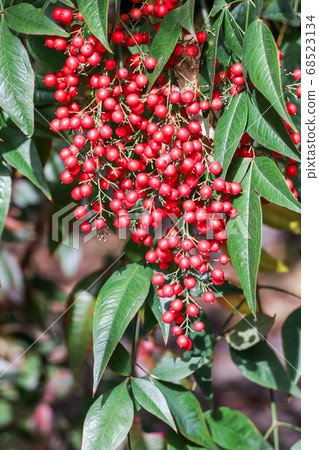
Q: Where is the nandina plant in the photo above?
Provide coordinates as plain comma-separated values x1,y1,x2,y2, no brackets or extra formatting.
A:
0,0,301,449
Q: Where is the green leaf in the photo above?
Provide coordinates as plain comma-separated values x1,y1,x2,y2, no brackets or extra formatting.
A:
282,308,301,383
167,428,212,449
262,203,301,234
231,0,263,30
131,378,176,430
226,158,251,184
82,380,134,450
27,35,67,71
5,4,69,36
93,263,151,392
188,310,214,407
263,0,300,26
281,29,300,74
146,284,171,344
230,341,301,396
147,0,195,90
290,440,301,450
226,312,275,351
0,128,51,199
205,407,272,450
247,91,300,161
77,0,111,52
199,10,224,121
155,381,214,448
226,167,262,314
252,157,301,213
214,92,248,176
151,356,209,382
0,20,34,136
224,10,243,59
0,161,11,240
108,342,131,376
243,20,294,129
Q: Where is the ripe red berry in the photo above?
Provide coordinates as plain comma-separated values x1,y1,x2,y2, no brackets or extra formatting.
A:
194,321,205,332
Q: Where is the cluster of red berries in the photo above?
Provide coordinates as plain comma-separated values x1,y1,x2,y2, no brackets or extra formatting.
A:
45,3,300,351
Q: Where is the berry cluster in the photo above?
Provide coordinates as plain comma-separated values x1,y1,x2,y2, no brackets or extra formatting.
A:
45,2,300,351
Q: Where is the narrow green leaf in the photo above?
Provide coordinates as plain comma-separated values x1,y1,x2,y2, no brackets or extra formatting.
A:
282,308,301,383
147,0,195,90
226,158,251,184
226,167,262,314
108,342,131,376
5,4,69,36
224,10,243,59
252,157,301,213
82,380,134,450
263,0,300,27
0,20,34,136
151,356,208,382
214,93,248,176
77,0,111,52
0,128,51,199
230,341,301,396
0,161,11,240
131,378,176,430
146,284,171,344
247,90,300,161
226,312,275,351
155,381,214,448
205,407,272,450
243,21,295,128
93,263,151,392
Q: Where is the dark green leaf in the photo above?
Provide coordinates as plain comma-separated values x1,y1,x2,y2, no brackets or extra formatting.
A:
231,0,263,30
214,92,248,176
226,312,275,351
93,263,151,392
34,89,56,106
252,157,301,213
263,0,300,26
155,381,214,448
230,341,301,396
282,308,301,383
131,377,176,430
243,20,294,128
151,356,209,382
205,407,272,450
146,284,171,344
224,10,243,59
226,158,251,184
0,128,51,199
147,0,195,90
27,35,67,70
167,428,211,449
108,342,131,376
0,20,34,136
77,0,111,52
226,167,262,314
247,90,300,161
0,161,11,240
281,29,300,74
5,4,69,36
82,380,134,450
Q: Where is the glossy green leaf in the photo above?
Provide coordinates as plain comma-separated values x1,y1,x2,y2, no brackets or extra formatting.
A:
108,342,131,376
226,312,275,351
226,158,251,184
224,10,243,59
247,91,300,161
226,167,262,314
230,341,301,396
146,284,171,344
77,0,111,52
0,161,11,240
155,381,214,448
214,93,248,176
0,128,51,199
263,0,300,26
151,356,209,382
0,20,34,136
282,308,301,383
27,35,67,71
199,10,224,128
252,157,301,213
5,4,69,36
131,378,176,430
167,428,213,449
82,380,134,450
205,407,272,450
243,20,294,128
231,0,263,30
93,263,151,392
147,0,194,90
